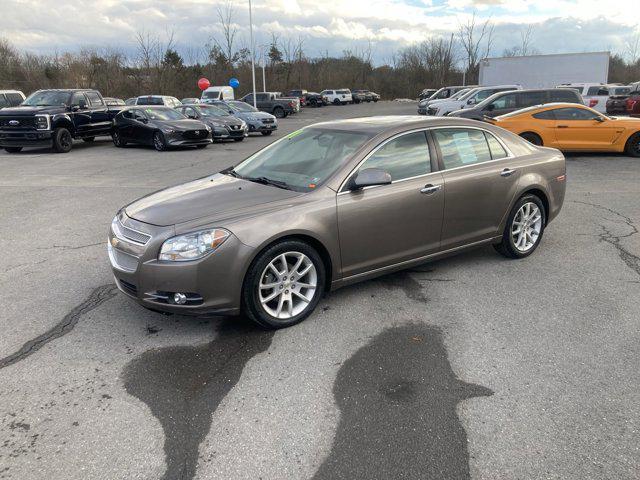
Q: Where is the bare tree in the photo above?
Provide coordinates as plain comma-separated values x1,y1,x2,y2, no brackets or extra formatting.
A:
626,30,640,64
214,0,238,67
458,12,494,75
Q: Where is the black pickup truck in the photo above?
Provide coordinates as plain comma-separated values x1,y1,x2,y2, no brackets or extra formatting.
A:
238,92,295,118
0,89,123,153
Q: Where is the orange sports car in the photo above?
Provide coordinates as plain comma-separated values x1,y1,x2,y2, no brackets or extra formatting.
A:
489,103,640,157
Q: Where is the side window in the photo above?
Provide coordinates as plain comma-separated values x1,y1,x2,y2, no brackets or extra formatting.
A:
488,93,516,110
185,107,196,118
86,92,104,106
433,128,492,169
553,107,600,121
244,94,254,102
256,93,269,101
358,131,431,182
121,110,132,119
587,86,607,96
550,90,579,103
484,132,508,159
71,93,87,107
533,110,556,120
132,109,146,120
517,91,546,108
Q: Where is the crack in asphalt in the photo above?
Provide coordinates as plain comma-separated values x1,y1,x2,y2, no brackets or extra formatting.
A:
35,241,103,251
312,324,493,480
0,284,118,370
122,321,274,480
572,200,640,277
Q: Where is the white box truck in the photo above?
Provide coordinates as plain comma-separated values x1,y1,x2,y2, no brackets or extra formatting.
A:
479,52,609,89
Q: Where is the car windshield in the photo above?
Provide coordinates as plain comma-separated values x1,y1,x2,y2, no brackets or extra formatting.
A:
23,91,71,107
202,91,221,99
232,128,373,192
144,108,186,121
137,97,164,105
198,105,229,117
611,87,631,96
449,89,470,100
228,101,257,112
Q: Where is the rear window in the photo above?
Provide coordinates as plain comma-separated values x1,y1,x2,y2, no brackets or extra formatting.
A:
202,91,221,100
336,90,350,94
0,94,7,107
550,89,580,102
484,132,508,159
517,91,547,107
532,110,556,120
137,97,164,105
86,91,104,106
587,86,608,96
5,93,23,106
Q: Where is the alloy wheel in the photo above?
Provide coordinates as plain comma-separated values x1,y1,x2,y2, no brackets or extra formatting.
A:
258,251,317,320
511,202,542,252
60,131,72,150
153,132,165,151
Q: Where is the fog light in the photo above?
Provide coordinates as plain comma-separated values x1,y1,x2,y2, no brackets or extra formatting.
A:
173,292,187,305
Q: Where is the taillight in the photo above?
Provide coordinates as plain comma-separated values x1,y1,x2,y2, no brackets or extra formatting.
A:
589,99,598,108
627,98,637,111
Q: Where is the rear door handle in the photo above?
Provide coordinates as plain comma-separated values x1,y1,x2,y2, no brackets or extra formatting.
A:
557,125,569,128
500,168,516,177
420,184,441,194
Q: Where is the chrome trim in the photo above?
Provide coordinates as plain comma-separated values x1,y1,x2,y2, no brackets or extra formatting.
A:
107,242,139,273
35,114,51,131
111,216,151,246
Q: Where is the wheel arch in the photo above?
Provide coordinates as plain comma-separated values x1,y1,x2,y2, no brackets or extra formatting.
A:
518,130,544,145
243,232,334,293
51,115,75,134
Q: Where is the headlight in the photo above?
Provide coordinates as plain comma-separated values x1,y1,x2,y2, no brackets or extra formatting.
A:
159,228,230,261
35,114,50,130
240,120,247,128
162,127,175,134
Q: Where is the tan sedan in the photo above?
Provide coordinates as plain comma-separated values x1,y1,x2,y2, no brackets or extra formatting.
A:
108,116,566,328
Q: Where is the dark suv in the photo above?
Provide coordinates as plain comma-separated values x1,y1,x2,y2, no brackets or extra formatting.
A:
449,88,583,121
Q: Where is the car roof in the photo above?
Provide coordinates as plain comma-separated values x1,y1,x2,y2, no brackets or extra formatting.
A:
496,102,594,119
310,115,490,135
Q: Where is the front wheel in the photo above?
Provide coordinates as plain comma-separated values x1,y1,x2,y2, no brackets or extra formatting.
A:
273,107,285,118
242,240,325,329
53,127,73,153
494,194,546,259
153,131,167,151
261,131,273,136
233,137,244,142
4,147,23,153
624,132,640,157
196,144,208,149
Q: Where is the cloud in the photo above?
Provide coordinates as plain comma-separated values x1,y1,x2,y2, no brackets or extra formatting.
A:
0,0,638,65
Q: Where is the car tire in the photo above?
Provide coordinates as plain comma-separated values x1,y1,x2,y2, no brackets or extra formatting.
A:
494,194,546,259
82,137,95,143
333,99,340,106
4,147,23,153
196,144,208,149
153,131,166,151
309,99,317,107
52,127,73,153
373,99,378,102
233,137,244,142
112,130,126,147
261,131,273,136
624,132,640,157
273,107,285,118
242,240,326,329
520,132,543,146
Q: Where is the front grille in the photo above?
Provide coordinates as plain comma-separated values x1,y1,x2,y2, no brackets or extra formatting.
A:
108,244,139,272
118,223,151,245
228,124,242,131
118,279,138,297
262,118,274,124
183,130,208,139
0,117,36,129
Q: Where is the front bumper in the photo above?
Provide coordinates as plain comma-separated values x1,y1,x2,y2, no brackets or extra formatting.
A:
108,215,255,315
247,120,277,133
212,126,248,140
0,129,54,148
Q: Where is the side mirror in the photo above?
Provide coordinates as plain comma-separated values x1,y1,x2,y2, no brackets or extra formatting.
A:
136,117,147,123
71,105,80,112
595,116,605,122
349,168,392,190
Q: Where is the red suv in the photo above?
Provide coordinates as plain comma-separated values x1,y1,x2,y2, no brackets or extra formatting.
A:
625,84,640,116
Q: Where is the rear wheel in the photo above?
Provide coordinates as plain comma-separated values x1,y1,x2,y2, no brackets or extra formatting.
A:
494,194,546,259
112,130,126,147
624,132,640,157
82,137,95,143
333,99,340,106
242,240,325,329
273,107,285,118
53,127,73,153
4,147,22,153
261,131,273,136
520,132,543,146
153,131,167,151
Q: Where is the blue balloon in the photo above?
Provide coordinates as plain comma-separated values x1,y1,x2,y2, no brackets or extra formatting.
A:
229,78,240,88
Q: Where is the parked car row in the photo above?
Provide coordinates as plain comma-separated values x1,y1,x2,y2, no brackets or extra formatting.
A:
0,89,280,153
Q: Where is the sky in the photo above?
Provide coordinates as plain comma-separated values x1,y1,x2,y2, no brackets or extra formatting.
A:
1,0,639,65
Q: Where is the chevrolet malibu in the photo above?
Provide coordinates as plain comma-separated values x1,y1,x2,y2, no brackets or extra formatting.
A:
108,116,566,328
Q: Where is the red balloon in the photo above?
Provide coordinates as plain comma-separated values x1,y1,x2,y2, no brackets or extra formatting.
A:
198,78,210,91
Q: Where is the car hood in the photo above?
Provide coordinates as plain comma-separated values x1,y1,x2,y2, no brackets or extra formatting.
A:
0,105,67,115
203,116,242,127
245,111,275,120
125,173,302,227
150,119,207,130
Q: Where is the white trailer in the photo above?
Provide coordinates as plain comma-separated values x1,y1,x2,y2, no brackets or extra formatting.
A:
479,52,609,89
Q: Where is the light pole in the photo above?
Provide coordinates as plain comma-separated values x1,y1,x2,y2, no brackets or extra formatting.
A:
248,0,257,108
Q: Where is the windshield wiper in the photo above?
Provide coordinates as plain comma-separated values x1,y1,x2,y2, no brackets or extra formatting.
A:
244,176,291,190
220,166,241,178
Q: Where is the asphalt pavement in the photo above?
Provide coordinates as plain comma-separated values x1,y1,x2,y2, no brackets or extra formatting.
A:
0,101,639,480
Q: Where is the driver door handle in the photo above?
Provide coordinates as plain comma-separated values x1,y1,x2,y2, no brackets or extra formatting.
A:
500,168,516,177
557,125,569,128
420,184,441,194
